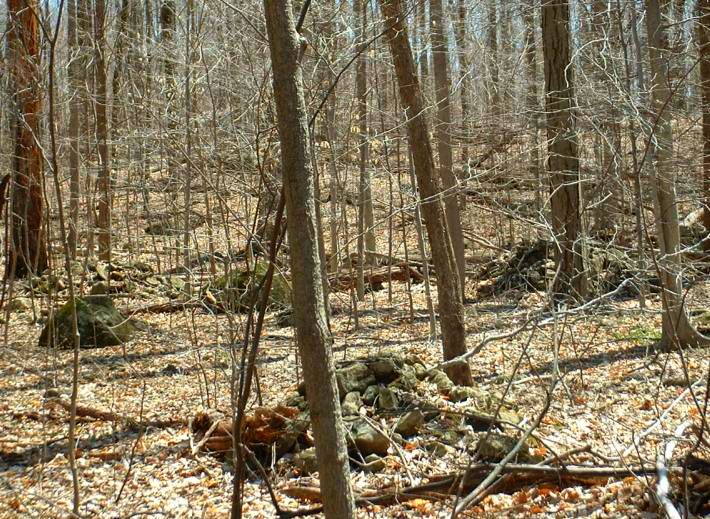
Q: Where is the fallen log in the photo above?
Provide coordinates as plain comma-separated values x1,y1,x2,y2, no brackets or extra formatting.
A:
44,393,186,430
328,264,424,292
278,462,658,517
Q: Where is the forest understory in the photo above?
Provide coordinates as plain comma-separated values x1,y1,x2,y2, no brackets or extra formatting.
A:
0,165,708,518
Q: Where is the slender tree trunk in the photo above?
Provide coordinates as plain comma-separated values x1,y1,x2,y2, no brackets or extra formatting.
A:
454,0,470,164
262,2,355,517
698,0,710,246
487,0,500,115
523,0,542,213
95,0,111,261
542,0,586,300
379,0,473,385
356,0,375,300
67,0,81,259
6,0,47,278
646,0,707,349
431,0,466,300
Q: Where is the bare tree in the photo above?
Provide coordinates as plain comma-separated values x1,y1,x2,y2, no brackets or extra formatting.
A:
542,0,586,300
379,0,473,385
698,0,710,246
263,1,355,517
646,0,708,349
5,0,47,278
95,0,111,261
431,0,466,300
356,0,376,300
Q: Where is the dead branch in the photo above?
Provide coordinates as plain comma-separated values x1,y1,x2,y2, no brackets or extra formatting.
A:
278,462,659,517
44,394,186,430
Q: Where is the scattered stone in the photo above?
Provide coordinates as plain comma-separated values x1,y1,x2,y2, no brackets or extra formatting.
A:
337,363,376,396
390,364,418,391
362,385,379,406
377,387,399,410
293,448,318,476
362,454,386,473
476,433,530,462
394,410,424,436
424,441,450,457
90,282,109,295
208,262,291,313
428,369,454,394
341,392,362,416
350,419,389,456
449,385,486,403
369,358,399,383
413,362,428,380
662,370,689,387
39,295,135,349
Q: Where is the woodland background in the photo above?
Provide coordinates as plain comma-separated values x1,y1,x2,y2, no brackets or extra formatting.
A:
0,0,709,517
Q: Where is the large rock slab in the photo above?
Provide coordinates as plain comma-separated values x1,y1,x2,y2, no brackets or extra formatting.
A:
39,296,135,349
206,262,291,313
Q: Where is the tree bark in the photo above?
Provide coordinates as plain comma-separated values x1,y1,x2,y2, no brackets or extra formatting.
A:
379,0,473,385
487,0,500,115
454,0,471,163
542,0,586,300
262,2,356,517
95,0,111,261
698,0,710,247
356,0,376,300
523,0,542,212
6,0,47,278
67,0,81,259
431,0,466,300
646,0,708,349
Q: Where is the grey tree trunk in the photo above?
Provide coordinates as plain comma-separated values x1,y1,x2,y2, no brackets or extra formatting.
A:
523,0,541,212
379,0,473,385
67,0,80,259
356,0,376,300
698,0,710,247
542,0,587,300
262,1,355,516
95,0,111,261
646,0,708,349
454,0,471,163
431,0,466,301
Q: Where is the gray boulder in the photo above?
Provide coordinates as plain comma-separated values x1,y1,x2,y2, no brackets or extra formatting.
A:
39,296,135,349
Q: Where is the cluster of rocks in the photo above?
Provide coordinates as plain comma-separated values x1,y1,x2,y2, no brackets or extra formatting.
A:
274,356,529,476
475,239,642,298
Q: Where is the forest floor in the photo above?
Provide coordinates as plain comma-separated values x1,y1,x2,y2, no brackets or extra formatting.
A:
0,172,709,518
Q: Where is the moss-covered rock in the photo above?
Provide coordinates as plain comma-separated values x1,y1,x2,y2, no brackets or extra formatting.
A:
207,262,291,312
39,296,135,349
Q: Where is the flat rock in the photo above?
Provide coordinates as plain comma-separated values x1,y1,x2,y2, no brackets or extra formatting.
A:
394,410,424,436
350,419,389,456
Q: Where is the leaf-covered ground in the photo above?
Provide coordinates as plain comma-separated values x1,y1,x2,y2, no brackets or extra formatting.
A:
1,275,708,518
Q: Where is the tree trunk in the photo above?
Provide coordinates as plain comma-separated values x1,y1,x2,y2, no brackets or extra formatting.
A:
6,0,47,278
454,0,470,163
356,0,376,300
646,0,708,349
698,0,710,247
487,0,500,115
431,0,466,300
95,0,111,261
542,0,586,300
67,0,81,259
523,0,542,212
262,2,355,517
379,0,473,385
